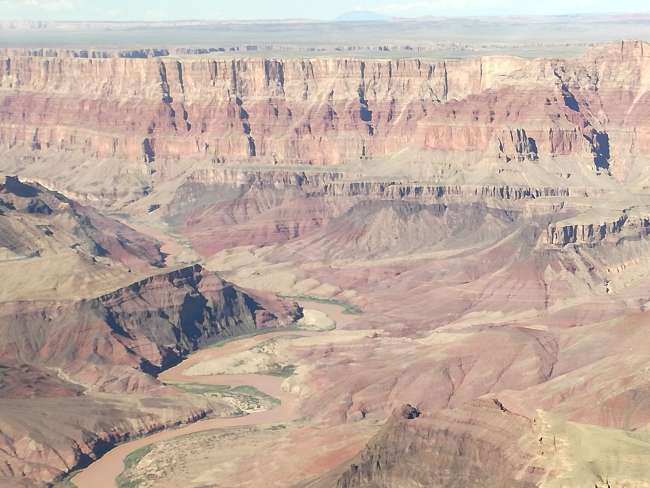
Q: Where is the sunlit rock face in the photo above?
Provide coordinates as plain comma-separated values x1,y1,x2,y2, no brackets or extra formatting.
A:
4,38,650,488
0,41,649,178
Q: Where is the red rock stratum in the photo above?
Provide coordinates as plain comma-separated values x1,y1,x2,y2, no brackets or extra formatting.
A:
1,41,649,179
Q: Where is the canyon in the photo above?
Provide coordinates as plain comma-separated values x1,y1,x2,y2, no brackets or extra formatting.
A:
2,20,650,488
1,40,649,176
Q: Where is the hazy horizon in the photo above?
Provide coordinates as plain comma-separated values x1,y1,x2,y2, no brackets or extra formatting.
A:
0,0,649,22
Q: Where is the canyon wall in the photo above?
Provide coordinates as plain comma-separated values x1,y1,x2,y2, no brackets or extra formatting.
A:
310,400,542,488
0,263,301,392
0,175,166,269
1,41,649,176
547,211,650,246
162,167,572,255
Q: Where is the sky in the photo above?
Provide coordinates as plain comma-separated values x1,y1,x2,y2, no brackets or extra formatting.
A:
1,0,649,21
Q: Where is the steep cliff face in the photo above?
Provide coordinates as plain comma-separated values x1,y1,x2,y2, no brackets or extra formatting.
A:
547,209,650,246
497,128,539,162
165,167,570,256
0,371,218,488
0,263,301,392
0,260,300,487
277,200,520,261
178,167,571,201
0,47,171,59
310,400,542,488
1,42,649,177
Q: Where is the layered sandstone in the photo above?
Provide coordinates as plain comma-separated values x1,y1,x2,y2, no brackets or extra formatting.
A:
0,47,170,59
0,261,300,486
547,208,650,246
4,38,650,488
0,41,649,179
181,167,572,201
0,377,219,487
163,167,572,255
0,175,165,270
310,400,542,488
0,263,300,392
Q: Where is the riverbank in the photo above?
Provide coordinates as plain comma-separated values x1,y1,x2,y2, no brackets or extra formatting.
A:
71,300,351,488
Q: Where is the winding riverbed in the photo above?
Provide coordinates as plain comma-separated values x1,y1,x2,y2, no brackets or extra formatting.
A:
72,301,353,488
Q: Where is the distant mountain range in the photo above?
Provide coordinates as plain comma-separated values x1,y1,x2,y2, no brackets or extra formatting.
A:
335,10,389,22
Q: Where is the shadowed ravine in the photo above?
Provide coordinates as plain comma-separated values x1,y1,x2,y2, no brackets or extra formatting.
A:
71,301,352,488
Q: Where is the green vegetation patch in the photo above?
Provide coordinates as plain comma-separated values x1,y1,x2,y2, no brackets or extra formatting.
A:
52,473,77,488
282,295,363,315
116,445,153,488
251,335,300,377
252,335,303,353
265,363,296,377
167,383,280,414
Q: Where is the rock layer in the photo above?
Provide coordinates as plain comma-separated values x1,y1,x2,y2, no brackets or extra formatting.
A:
1,41,650,178
166,167,570,256
0,176,165,269
310,400,542,488
547,210,650,246
0,262,300,487
0,263,300,392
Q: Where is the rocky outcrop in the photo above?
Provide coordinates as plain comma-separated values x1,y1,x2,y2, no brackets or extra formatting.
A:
497,128,539,162
398,403,421,420
166,167,568,255
309,399,542,488
318,181,569,201
0,263,301,391
547,211,650,246
181,168,571,200
0,47,170,59
0,259,299,487
0,41,649,176
0,176,166,270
